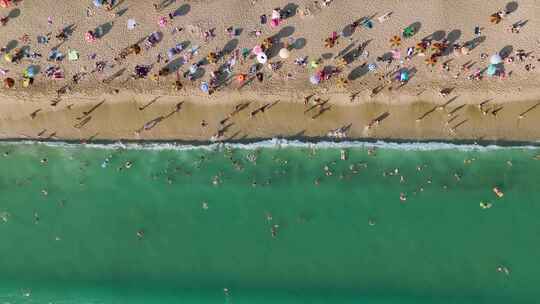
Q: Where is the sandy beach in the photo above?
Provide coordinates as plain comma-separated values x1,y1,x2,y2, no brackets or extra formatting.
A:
1,0,540,143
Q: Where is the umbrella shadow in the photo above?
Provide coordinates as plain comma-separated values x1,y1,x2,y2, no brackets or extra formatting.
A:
192,67,205,80
464,35,485,50
5,40,18,52
506,1,518,14
321,53,333,60
95,22,113,39
268,26,295,58
222,38,238,56
174,4,190,17
423,30,445,41
443,29,461,55
282,3,298,19
348,63,368,81
447,29,461,44
164,57,184,73
61,24,76,38
337,42,356,58
500,45,513,59
378,52,393,62
8,8,21,19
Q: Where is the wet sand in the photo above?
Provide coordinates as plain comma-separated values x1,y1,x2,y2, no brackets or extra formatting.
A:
1,91,539,142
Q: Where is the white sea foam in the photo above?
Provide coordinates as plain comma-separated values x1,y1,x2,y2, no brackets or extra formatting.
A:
1,138,538,151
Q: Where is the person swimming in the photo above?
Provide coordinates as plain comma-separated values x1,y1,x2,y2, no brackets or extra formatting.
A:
493,187,504,198
101,157,110,168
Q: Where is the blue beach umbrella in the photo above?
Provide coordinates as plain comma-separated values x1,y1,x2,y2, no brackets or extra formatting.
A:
368,63,377,71
200,82,209,93
487,64,498,76
24,65,38,78
309,74,321,84
93,0,104,7
167,48,176,60
400,70,409,82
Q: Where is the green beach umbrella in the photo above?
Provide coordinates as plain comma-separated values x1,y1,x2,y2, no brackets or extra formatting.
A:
68,50,79,61
487,64,498,76
403,26,415,38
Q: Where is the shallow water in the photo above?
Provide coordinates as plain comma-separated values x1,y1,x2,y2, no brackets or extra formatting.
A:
0,142,539,303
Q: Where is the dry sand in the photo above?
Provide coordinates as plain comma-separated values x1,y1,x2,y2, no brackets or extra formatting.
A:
0,0,540,143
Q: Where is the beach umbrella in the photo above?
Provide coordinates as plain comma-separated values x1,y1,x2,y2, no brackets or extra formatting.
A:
400,70,410,82
490,54,502,65
361,19,373,29
487,64,498,76
4,53,12,63
389,35,401,47
24,66,38,78
167,48,176,60
252,45,263,55
270,18,280,28
403,26,415,38
3,77,14,88
309,73,321,84
22,77,32,88
368,63,377,71
175,43,184,52
68,49,79,61
200,82,209,93
391,49,401,60
189,64,198,74
257,53,268,64
127,19,137,30
271,10,280,20
158,16,168,28
236,74,247,83
85,31,96,43
93,0,104,7
279,48,290,59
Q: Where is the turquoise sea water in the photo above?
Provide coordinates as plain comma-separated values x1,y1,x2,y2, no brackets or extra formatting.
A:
0,141,539,303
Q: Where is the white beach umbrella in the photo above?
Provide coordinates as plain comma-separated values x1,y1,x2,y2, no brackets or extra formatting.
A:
309,74,321,84
257,53,268,64
490,54,502,65
279,48,290,59
127,19,137,30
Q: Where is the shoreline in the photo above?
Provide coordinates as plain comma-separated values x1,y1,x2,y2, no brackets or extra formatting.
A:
1,135,539,151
